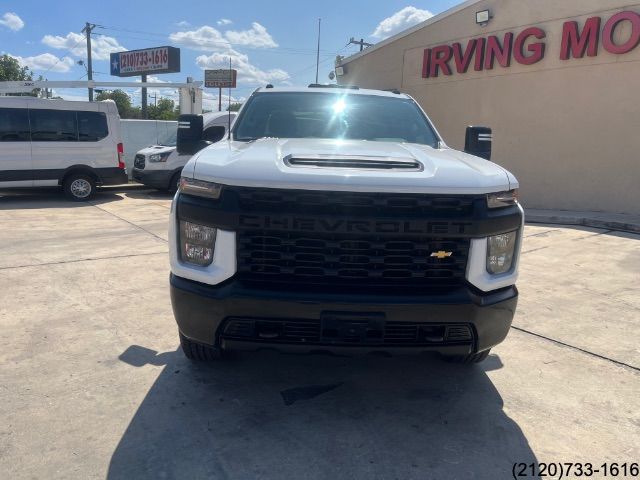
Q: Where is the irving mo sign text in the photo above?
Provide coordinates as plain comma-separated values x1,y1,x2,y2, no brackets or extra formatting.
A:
422,10,640,77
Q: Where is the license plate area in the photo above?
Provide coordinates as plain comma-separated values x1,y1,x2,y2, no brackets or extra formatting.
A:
320,311,386,344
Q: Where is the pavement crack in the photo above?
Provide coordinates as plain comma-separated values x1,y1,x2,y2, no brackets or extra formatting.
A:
0,251,168,270
511,325,639,372
89,202,168,243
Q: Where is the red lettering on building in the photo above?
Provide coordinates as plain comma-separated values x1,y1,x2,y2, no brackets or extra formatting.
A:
560,17,601,59
484,33,514,69
429,45,453,77
602,11,640,54
514,27,546,65
452,39,478,74
422,48,431,78
418,9,640,79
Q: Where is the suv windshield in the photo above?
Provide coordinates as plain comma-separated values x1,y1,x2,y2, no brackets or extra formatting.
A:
233,92,439,147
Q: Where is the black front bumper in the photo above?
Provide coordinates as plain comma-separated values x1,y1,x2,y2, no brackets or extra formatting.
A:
170,274,517,356
132,167,172,189
97,167,128,186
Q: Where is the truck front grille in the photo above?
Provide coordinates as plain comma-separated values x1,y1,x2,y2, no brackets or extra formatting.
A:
236,230,470,291
134,154,145,169
235,188,476,217
222,317,474,346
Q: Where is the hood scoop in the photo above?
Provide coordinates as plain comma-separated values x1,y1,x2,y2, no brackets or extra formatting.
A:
283,154,423,172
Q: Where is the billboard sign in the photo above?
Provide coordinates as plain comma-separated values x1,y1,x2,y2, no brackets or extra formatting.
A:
205,69,237,88
110,46,180,77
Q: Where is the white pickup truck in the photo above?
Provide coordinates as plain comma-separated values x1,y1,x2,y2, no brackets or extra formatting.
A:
169,85,523,364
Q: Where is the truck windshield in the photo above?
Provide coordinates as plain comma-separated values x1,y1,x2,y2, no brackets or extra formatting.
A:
233,92,439,147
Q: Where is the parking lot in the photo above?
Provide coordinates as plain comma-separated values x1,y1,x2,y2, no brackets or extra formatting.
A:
1,187,638,479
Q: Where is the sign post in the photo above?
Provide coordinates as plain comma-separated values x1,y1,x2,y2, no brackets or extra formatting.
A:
204,69,237,111
110,46,181,118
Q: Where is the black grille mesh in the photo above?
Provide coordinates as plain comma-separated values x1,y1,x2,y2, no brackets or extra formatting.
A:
134,154,145,169
237,231,469,289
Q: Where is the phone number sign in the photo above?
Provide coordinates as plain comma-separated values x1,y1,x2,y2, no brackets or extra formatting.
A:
205,69,237,88
110,46,180,77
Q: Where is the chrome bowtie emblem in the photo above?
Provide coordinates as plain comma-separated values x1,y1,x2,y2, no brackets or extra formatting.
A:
430,251,453,259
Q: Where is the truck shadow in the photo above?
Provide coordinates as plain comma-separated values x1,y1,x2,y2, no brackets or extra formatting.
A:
108,346,537,479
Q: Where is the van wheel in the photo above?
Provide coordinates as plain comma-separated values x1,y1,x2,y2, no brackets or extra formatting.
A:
442,349,490,364
179,332,222,361
168,171,182,193
63,174,95,201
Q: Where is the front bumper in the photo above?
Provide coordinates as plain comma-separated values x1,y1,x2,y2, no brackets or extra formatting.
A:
98,167,128,186
132,167,172,189
170,273,517,356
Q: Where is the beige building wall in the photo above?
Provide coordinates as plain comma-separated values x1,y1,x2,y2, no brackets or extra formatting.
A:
340,0,640,214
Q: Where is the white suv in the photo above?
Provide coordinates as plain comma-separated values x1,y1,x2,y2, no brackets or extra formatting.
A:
132,112,236,192
169,85,523,364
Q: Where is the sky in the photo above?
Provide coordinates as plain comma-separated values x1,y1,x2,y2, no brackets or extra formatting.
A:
0,0,460,109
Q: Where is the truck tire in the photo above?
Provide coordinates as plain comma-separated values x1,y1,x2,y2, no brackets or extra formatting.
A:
442,349,491,364
63,173,95,201
179,332,222,361
168,171,182,193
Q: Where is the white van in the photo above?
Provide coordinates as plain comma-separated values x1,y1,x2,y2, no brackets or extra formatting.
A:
132,111,236,192
0,97,127,200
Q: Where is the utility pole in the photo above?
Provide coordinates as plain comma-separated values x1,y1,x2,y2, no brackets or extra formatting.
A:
315,18,321,84
81,22,96,101
141,73,148,119
348,37,373,52
148,92,157,108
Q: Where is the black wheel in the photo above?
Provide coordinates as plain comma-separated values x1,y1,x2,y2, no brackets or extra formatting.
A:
179,332,222,361
168,171,182,193
63,174,95,201
442,349,491,364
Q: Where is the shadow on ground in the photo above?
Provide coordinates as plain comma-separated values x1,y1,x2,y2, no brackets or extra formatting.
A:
109,347,537,479
0,188,125,209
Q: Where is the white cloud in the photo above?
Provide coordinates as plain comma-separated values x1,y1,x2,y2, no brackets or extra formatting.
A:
0,12,24,31
12,53,75,72
176,20,191,28
225,22,277,48
196,48,289,85
42,32,125,60
169,22,277,50
169,26,227,51
202,90,245,111
217,19,232,26
371,6,433,39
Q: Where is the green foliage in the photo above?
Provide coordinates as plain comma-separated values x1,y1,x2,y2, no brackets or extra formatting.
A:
226,102,243,112
148,97,179,120
96,89,137,118
0,54,32,82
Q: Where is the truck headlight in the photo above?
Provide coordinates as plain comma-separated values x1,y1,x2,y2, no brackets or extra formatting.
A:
486,231,517,274
180,220,217,266
487,189,518,208
148,152,171,163
179,178,222,199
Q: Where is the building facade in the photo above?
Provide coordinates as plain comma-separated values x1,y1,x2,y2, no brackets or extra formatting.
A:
338,0,640,214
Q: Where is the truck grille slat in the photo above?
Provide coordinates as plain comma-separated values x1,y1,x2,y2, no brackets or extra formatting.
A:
237,232,469,289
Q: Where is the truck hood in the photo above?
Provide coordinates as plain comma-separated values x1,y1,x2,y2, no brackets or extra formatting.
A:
137,145,176,156
189,138,516,194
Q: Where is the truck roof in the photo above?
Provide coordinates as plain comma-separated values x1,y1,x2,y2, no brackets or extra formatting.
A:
253,85,410,99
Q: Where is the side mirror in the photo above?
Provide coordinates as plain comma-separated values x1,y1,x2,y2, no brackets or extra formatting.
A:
177,114,211,155
464,126,492,160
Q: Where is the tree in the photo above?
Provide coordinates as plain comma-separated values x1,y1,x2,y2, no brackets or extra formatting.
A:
0,54,40,96
96,90,138,118
226,102,243,112
0,54,33,82
148,98,179,120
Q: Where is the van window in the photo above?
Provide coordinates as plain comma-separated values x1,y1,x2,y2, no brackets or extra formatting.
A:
77,111,108,141
0,108,30,142
203,125,226,143
30,109,77,142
